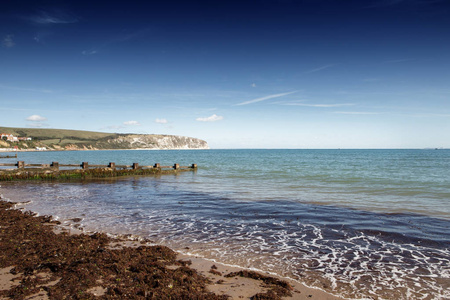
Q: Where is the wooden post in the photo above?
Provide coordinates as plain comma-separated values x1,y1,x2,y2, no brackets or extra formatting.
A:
17,161,24,169
51,162,59,170
82,162,89,170
154,163,160,168
191,164,197,169
108,162,116,169
132,163,139,170
173,163,180,170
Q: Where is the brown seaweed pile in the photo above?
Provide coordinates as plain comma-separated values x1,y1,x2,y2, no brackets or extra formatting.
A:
0,200,225,299
0,200,293,299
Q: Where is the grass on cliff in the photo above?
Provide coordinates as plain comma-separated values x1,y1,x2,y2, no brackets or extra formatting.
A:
0,126,117,141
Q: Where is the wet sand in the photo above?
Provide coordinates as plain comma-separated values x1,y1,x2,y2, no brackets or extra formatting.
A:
0,199,343,299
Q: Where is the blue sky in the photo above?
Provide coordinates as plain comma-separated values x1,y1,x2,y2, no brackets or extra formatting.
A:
1,0,449,148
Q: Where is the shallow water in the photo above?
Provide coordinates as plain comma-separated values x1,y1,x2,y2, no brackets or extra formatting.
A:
1,149,449,299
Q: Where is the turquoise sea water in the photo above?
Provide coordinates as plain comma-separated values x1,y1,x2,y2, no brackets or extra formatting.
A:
1,149,449,299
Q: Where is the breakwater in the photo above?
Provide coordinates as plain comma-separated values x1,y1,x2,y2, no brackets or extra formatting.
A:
0,161,197,181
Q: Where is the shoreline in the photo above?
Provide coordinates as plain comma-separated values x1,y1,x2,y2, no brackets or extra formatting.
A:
0,198,343,300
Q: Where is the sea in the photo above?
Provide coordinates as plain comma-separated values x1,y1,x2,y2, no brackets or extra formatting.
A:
1,149,449,299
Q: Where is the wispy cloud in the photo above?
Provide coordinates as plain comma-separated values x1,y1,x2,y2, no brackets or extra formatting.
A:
2,35,15,48
33,31,53,44
383,58,416,64
82,50,98,56
280,102,355,108
196,114,224,122
123,120,141,126
304,64,336,74
155,118,168,124
333,111,381,115
409,112,450,117
27,10,78,25
0,84,53,93
236,91,297,106
81,28,151,56
113,29,151,43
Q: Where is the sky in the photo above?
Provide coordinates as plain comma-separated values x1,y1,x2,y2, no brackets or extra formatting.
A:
1,0,450,149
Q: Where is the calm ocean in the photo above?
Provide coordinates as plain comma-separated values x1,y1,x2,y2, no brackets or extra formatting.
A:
1,149,449,299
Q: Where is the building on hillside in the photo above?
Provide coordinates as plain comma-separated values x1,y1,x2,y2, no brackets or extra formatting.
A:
1,134,32,142
1,134,18,142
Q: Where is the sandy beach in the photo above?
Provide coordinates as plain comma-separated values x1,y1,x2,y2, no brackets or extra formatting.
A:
0,199,342,300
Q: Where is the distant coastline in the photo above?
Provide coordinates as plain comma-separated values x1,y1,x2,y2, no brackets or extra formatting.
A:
0,126,209,151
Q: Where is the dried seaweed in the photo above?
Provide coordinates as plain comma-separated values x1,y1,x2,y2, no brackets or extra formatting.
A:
0,200,227,299
225,270,293,299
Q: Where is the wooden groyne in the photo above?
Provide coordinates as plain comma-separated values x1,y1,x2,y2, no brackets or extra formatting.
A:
0,161,197,181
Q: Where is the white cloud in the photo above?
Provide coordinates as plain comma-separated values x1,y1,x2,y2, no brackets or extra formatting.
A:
155,118,168,124
26,114,47,121
123,120,141,126
236,91,297,106
196,114,224,122
2,35,15,48
251,83,257,88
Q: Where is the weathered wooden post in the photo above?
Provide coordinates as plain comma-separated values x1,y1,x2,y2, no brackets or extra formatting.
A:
191,164,197,169
154,163,160,168
108,162,116,169
82,162,89,170
17,161,24,169
173,163,180,170
51,162,59,170
132,163,139,170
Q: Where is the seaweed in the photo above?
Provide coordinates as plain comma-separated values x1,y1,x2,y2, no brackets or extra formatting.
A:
225,271,293,299
0,201,228,299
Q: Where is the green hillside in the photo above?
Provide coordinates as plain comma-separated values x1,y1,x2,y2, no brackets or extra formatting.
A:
0,127,116,140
